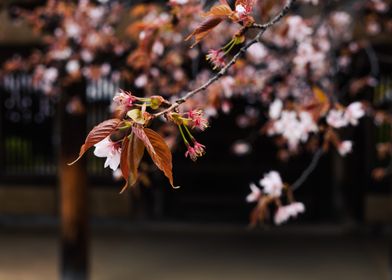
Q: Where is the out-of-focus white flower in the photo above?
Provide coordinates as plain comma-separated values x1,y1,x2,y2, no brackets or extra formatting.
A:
366,21,381,35
221,77,235,98
101,63,111,76
327,109,348,128
338,141,353,156
66,60,80,74
232,141,251,156
299,112,318,141
344,102,365,126
330,11,351,29
94,136,121,171
65,21,81,39
269,110,317,150
259,171,284,198
81,49,94,63
152,41,164,56
169,0,188,5
135,74,148,88
301,0,318,5
43,67,58,83
246,183,261,203
286,16,312,42
269,99,283,120
247,43,268,64
274,202,305,225
50,48,72,60
294,40,325,74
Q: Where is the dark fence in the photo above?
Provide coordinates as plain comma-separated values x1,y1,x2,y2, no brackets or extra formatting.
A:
0,72,121,184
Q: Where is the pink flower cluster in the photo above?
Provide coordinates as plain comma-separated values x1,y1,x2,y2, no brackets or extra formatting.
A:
327,102,365,128
185,141,206,161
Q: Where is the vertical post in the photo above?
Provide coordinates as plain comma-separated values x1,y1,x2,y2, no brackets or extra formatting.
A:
59,85,88,280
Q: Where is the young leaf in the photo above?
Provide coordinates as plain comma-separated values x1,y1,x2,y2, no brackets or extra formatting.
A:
185,16,223,47
68,118,121,165
313,86,329,104
119,133,145,193
202,4,233,18
144,128,176,188
120,136,130,181
132,125,154,153
128,133,145,187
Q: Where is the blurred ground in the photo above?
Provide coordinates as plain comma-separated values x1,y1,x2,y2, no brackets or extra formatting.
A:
0,223,389,280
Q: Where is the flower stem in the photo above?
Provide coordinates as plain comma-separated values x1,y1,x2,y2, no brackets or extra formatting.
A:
178,125,189,145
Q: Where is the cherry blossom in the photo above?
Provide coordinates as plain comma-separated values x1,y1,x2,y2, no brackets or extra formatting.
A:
246,183,261,203
344,102,365,126
338,141,353,156
268,99,283,120
269,111,317,150
185,145,198,161
286,16,312,43
93,137,121,171
274,202,306,225
112,91,137,108
327,109,348,128
259,171,284,198
193,141,206,157
206,49,226,70
187,110,209,131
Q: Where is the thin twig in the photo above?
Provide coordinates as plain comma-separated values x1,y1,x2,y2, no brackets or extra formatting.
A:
291,148,324,191
154,0,297,118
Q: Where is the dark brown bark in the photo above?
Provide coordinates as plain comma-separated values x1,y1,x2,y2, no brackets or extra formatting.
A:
59,85,88,280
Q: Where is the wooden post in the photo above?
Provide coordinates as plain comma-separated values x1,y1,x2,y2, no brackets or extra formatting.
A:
59,84,88,280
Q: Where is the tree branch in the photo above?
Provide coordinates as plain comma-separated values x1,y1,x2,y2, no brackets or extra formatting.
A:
291,148,324,191
153,0,297,118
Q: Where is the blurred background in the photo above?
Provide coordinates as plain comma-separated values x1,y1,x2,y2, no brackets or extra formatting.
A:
0,0,391,279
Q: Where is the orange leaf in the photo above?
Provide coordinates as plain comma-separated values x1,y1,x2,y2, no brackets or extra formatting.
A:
132,125,154,153
119,133,145,193
202,4,233,17
185,16,223,47
313,86,329,104
120,136,130,181
68,118,121,165
128,133,145,187
144,128,176,188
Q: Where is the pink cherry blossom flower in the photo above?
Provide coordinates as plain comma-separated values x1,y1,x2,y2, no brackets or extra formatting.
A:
338,140,353,156
113,90,136,107
327,109,348,128
206,49,226,70
185,145,198,161
93,136,121,171
344,102,365,126
187,110,209,131
269,99,283,120
193,141,206,156
274,202,305,225
246,183,261,203
259,171,284,198
269,110,317,150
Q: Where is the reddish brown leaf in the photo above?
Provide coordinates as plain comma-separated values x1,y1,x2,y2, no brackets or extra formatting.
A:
120,136,130,181
68,118,121,165
132,125,154,152
119,133,145,193
185,16,223,47
144,128,176,188
202,4,233,17
128,132,145,187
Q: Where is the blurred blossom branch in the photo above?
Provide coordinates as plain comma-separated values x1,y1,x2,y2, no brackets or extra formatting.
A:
153,0,297,118
291,148,324,191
